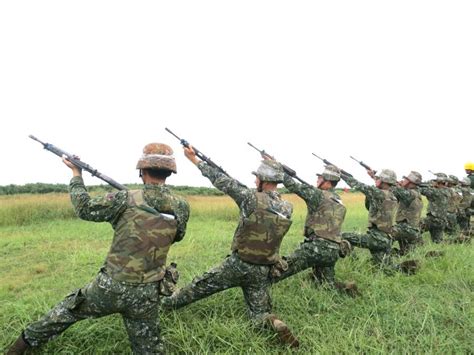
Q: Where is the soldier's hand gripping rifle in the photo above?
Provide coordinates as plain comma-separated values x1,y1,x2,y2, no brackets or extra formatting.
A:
247,143,311,186
165,128,247,187
29,135,127,190
350,155,377,179
311,153,353,177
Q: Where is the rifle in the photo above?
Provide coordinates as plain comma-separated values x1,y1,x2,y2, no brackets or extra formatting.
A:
247,143,311,185
349,156,377,174
29,135,127,190
165,128,246,187
311,153,353,177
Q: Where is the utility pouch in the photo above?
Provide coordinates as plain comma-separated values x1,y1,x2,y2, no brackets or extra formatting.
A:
270,257,289,278
339,240,352,258
159,262,179,296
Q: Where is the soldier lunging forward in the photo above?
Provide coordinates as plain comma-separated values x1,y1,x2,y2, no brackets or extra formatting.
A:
163,146,299,348
7,143,189,355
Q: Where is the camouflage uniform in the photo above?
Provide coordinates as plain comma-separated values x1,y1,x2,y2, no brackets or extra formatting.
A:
466,172,474,235
468,173,474,189
391,187,423,255
22,177,190,354
272,173,347,285
164,162,293,328
445,181,462,236
457,183,472,233
420,185,449,243
341,174,398,268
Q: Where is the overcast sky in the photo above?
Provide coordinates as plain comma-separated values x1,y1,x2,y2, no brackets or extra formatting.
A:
1,1,473,189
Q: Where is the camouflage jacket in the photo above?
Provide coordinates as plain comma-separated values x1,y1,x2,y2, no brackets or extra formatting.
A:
459,186,473,211
198,162,292,219
392,186,423,227
446,187,462,213
470,174,474,208
283,173,346,241
198,162,293,263
342,174,398,234
419,185,449,220
69,176,190,242
468,174,474,189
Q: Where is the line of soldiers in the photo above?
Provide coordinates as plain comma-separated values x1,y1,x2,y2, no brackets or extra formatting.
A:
7,142,474,354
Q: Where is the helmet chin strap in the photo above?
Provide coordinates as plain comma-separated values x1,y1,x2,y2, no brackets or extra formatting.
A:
257,180,264,192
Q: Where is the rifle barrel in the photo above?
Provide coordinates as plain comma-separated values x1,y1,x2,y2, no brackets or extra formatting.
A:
165,128,186,144
312,153,324,161
30,135,126,190
165,128,247,187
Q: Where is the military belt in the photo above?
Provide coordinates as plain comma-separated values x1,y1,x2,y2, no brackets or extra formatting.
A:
304,234,339,245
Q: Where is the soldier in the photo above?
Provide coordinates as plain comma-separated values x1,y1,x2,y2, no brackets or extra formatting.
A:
271,165,353,291
162,146,299,348
7,143,190,355
419,173,450,244
465,161,474,188
391,171,424,256
445,175,462,237
464,162,474,234
340,169,400,272
457,177,473,237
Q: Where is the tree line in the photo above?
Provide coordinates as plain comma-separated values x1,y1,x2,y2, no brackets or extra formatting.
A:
0,183,226,196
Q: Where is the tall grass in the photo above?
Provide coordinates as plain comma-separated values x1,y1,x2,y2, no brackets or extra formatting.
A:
1,192,472,353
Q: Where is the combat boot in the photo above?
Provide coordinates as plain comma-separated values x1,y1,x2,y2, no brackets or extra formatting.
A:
425,250,445,258
6,333,30,355
266,314,299,348
334,281,361,297
398,259,419,275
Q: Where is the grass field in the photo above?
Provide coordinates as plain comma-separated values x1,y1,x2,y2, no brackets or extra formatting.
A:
0,192,473,354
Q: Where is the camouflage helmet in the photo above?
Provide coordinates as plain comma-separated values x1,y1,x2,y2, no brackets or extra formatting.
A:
432,172,447,183
136,143,177,173
317,165,341,182
460,177,471,186
403,171,422,185
448,175,459,185
252,160,284,183
375,169,397,185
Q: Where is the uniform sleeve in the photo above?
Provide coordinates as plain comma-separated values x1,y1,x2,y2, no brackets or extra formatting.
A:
342,174,383,202
392,187,415,206
198,161,255,211
283,173,323,205
173,197,190,243
469,175,474,189
341,174,371,195
419,186,435,198
69,176,128,223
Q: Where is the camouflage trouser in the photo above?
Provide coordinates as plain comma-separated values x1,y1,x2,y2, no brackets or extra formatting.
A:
23,270,162,354
457,212,470,234
392,222,422,255
341,229,392,268
163,253,275,327
471,214,474,236
422,214,446,243
445,212,459,236
271,238,340,285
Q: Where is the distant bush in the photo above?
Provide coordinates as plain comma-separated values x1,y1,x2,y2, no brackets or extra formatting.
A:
0,183,224,196
0,183,352,196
